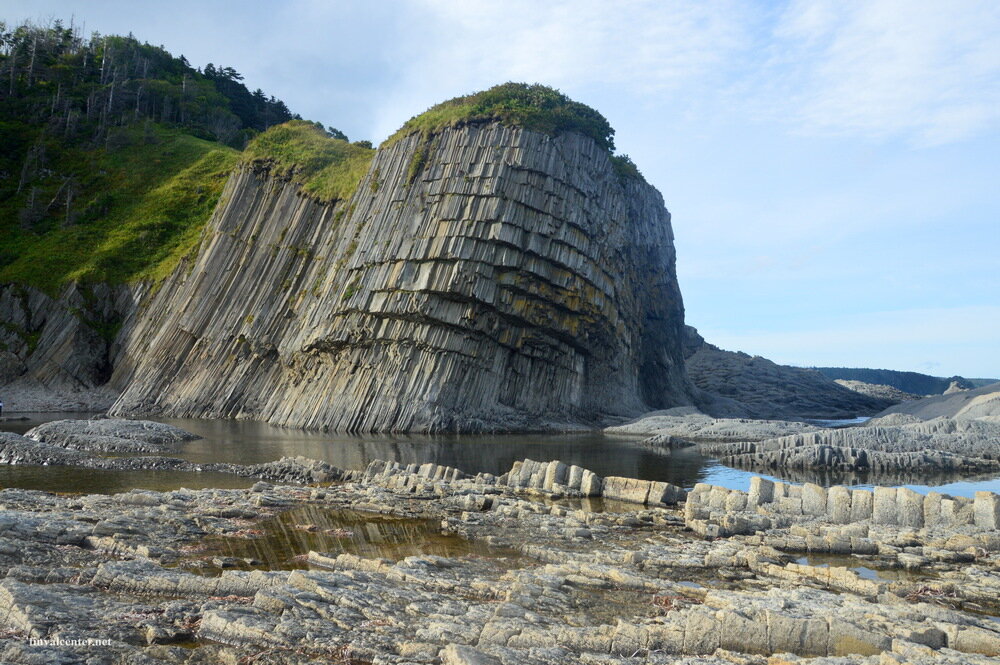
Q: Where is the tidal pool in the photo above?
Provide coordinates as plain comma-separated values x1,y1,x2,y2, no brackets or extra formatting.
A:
181,504,524,574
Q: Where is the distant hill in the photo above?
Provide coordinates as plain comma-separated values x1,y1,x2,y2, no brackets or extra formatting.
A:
812,367,997,396
683,328,895,419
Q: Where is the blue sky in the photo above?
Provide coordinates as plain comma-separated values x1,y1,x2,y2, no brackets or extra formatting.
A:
5,0,999,378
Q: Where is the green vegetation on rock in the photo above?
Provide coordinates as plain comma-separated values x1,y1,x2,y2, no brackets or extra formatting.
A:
610,154,645,183
0,19,306,293
0,123,237,292
242,120,375,203
386,82,616,152
1,21,647,297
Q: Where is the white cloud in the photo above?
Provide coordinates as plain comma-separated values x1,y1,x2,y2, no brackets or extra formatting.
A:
368,0,751,139
763,0,1000,144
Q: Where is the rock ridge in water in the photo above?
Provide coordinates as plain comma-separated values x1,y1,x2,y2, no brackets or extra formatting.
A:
109,123,693,432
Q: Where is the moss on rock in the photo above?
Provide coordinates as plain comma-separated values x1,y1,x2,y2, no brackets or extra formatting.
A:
242,120,375,203
385,82,616,152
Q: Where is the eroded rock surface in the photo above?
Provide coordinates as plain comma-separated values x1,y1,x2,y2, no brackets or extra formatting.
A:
703,416,1000,476
25,418,200,454
0,283,138,411
878,383,1000,420
605,409,820,442
1,452,999,664
0,429,338,484
835,379,922,402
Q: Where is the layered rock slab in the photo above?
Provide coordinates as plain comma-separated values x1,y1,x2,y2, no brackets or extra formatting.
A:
2,464,1000,664
25,418,200,454
701,416,1000,475
110,124,692,432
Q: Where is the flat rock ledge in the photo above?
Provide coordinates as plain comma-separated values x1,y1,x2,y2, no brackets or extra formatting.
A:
0,430,339,484
0,453,999,664
25,418,201,454
700,416,1000,476
606,411,821,442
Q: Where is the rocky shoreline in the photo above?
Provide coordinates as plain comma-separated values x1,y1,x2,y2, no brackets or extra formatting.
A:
0,431,998,663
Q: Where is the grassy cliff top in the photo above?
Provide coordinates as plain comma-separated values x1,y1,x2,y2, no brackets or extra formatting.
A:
242,121,376,203
385,83,616,152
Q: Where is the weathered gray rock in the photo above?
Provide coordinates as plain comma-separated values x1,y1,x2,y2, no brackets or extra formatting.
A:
0,460,999,664
601,476,686,506
0,283,138,411
635,432,694,450
109,123,695,433
0,428,340,484
606,411,819,440
897,487,925,528
686,476,1000,542
25,418,199,454
873,487,898,525
705,416,1000,476
835,379,921,402
879,382,1000,420
682,326,895,419
974,491,1000,529
827,486,852,523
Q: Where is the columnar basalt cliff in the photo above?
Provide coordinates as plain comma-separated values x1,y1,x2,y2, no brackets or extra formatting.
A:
109,123,693,432
0,283,139,410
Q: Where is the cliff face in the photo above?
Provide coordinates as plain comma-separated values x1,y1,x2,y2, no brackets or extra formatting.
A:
108,124,692,432
0,283,138,410
682,326,895,419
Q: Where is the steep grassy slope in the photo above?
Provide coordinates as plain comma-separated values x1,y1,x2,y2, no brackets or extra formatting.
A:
0,19,305,295
0,123,238,293
241,120,374,202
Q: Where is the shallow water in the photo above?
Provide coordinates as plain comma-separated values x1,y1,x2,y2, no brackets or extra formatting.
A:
793,554,932,583
2,412,999,496
183,504,523,574
0,465,255,493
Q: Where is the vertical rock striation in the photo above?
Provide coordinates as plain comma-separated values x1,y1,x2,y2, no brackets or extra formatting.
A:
0,283,138,409
110,123,692,432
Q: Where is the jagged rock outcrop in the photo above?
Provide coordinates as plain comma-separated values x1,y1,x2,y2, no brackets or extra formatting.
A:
109,124,693,432
815,366,996,395
682,326,895,419
835,379,921,402
700,416,1000,475
0,283,138,411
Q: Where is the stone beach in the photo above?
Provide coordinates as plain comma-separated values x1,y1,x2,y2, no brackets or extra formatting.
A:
0,420,999,664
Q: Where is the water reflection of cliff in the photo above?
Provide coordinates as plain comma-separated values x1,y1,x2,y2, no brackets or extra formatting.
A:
164,418,718,489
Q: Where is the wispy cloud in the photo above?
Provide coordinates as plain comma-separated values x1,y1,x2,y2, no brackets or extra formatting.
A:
758,0,1000,144
369,0,1000,146
369,0,751,139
